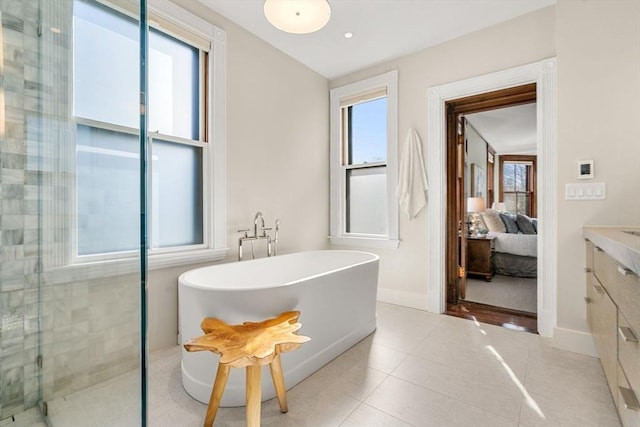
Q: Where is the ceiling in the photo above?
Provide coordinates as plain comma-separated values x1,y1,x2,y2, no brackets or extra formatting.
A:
198,0,555,79
465,103,537,154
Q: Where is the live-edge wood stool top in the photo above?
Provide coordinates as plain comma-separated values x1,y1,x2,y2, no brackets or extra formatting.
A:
184,310,310,427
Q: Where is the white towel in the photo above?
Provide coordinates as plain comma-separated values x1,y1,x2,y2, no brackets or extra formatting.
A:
397,128,429,220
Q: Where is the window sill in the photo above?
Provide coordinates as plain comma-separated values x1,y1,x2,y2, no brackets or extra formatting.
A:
329,235,400,249
43,248,228,286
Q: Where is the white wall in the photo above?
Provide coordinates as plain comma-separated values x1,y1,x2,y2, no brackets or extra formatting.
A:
555,0,640,344
329,1,640,354
148,0,330,351
329,6,556,310
149,1,640,355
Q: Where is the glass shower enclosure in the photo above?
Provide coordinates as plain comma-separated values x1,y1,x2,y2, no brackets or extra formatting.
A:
1,0,148,424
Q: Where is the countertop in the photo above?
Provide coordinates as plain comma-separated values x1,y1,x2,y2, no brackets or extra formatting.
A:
583,226,640,276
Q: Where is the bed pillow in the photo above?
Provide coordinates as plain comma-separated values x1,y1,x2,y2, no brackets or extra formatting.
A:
481,209,506,233
532,218,538,232
500,212,519,234
516,214,537,235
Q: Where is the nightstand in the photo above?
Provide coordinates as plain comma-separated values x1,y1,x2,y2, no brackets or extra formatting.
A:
466,236,495,282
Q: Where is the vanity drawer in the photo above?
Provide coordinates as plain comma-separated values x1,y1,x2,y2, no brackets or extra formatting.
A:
587,274,618,395
593,246,620,298
616,268,640,338
619,311,640,396
617,364,640,427
593,246,640,334
586,240,595,271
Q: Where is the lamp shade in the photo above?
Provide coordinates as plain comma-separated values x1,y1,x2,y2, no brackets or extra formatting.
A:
492,202,506,212
467,197,486,213
264,0,331,34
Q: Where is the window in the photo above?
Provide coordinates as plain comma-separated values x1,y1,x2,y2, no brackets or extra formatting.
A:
499,155,537,217
72,0,226,265
330,71,399,248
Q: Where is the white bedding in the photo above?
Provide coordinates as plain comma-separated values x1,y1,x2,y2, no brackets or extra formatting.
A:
488,231,537,258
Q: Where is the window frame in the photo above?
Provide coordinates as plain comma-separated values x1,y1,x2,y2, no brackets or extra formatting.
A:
329,70,399,249
69,0,227,270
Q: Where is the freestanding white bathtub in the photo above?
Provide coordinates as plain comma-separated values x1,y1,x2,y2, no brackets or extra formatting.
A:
178,250,379,407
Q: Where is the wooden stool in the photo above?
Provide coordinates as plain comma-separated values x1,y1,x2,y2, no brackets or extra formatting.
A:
184,311,310,427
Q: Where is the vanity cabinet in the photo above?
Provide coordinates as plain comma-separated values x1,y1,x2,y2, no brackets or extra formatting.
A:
585,239,640,427
586,259,618,396
619,311,640,427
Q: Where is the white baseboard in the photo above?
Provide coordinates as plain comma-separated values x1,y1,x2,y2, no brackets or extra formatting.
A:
552,326,598,358
377,288,428,311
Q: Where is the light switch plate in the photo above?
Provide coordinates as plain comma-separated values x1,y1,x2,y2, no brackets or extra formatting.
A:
565,182,606,200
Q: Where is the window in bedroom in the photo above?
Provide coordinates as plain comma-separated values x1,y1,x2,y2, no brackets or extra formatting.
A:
329,70,399,248
499,155,537,217
72,0,226,264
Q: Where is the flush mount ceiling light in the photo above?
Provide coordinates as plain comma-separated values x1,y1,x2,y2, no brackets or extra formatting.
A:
264,0,331,34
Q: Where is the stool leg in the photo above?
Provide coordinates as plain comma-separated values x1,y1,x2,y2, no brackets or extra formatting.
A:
245,365,262,427
204,364,230,427
269,354,288,413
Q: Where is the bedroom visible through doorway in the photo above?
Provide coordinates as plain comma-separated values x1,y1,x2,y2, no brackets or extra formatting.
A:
444,83,538,333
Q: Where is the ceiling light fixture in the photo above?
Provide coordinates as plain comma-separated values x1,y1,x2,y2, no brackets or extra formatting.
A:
264,0,331,34
344,32,353,39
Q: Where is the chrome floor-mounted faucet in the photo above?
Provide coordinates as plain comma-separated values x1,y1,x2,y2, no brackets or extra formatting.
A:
238,212,280,261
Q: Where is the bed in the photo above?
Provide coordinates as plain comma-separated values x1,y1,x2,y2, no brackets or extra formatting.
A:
481,209,538,278
488,231,537,278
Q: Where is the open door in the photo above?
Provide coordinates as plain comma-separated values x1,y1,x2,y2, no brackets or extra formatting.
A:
457,117,467,300
445,107,468,303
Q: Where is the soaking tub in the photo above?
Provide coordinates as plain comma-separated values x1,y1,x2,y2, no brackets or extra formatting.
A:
178,250,379,407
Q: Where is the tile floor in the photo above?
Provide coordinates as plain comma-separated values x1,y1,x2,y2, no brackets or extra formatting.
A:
7,302,621,426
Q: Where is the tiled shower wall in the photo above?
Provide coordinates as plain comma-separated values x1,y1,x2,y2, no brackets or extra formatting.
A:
1,1,140,420
1,0,44,418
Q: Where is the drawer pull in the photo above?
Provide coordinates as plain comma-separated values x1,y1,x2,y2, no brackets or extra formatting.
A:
619,326,639,343
584,297,592,304
584,267,592,273
592,284,604,295
617,265,635,277
619,386,640,411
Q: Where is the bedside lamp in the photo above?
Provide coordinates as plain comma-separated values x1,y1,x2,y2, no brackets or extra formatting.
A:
467,197,486,237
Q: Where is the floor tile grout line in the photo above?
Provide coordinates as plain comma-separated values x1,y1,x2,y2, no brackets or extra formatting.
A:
392,336,534,423
384,370,523,424
516,335,534,424
341,400,413,427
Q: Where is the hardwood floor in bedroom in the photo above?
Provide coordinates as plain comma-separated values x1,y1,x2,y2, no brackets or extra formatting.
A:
446,300,538,334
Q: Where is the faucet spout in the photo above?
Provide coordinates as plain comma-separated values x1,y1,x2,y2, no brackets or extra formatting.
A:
253,211,264,237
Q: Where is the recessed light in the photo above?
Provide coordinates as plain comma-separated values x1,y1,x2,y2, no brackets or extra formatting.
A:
344,32,353,39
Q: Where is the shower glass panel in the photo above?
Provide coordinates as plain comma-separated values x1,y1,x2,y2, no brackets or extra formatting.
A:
0,0,147,425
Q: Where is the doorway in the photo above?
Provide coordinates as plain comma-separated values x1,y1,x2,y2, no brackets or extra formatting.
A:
425,58,558,338
444,84,538,332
